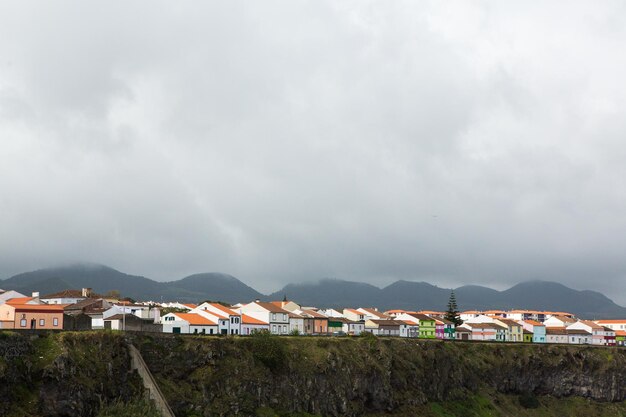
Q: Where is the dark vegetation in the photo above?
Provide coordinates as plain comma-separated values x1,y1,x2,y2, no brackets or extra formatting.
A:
4,331,626,416
134,333,626,417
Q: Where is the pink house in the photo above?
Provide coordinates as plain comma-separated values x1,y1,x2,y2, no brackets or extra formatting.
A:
434,319,445,339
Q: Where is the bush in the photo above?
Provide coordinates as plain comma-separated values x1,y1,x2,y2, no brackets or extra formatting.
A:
519,392,540,409
250,331,286,371
289,329,301,336
97,397,159,417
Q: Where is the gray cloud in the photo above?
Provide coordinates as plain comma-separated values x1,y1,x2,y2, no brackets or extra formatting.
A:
2,1,626,302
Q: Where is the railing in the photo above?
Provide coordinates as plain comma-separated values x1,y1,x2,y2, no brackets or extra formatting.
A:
127,343,176,417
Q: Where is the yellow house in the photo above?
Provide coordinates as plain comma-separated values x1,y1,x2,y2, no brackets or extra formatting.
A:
494,318,524,342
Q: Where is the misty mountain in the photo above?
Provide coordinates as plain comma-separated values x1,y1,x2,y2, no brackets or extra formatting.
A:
156,273,263,303
1,263,161,299
0,264,261,304
268,279,381,308
2,264,626,318
271,279,626,319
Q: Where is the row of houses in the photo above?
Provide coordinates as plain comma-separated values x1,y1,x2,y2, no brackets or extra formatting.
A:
456,314,622,346
1,287,625,346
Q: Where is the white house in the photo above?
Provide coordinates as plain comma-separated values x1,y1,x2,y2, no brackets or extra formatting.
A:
594,320,626,332
462,314,495,324
357,307,390,321
161,312,218,334
318,308,344,318
40,288,95,305
330,317,364,335
270,300,301,312
240,301,290,335
343,309,366,322
0,290,27,305
399,319,419,338
104,303,155,320
567,320,604,345
543,315,577,328
459,311,482,322
160,302,197,311
545,327,569,344
566,328,592,344
288,312,305,334
364,319,401,336
193,302,241,335
241,314,269,335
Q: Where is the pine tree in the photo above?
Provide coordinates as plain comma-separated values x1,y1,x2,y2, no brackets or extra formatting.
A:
445,290,462,326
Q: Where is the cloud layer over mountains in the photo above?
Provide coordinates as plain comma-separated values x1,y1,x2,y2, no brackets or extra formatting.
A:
1,2,626,301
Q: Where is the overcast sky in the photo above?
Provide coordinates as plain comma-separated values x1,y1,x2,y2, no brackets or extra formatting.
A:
1,2,626,302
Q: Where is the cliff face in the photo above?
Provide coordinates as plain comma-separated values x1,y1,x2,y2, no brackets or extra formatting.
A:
3,332,626,417
135,335,626,417
0,332,144,417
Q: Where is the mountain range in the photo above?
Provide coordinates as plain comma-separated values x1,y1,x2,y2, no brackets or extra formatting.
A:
1,263,625,319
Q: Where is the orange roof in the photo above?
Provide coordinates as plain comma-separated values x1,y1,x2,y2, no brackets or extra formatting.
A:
615,330,626,337
524,320,544,326
595,319,626,324
183,303,197,309
403,320,419,325
579,320,603,329
174,313,217,326
6,297,35,305
242,314,268,325
417,310,444,315
9,303,66,311
384,309,407,314
345,309,362,315
208,303,238,316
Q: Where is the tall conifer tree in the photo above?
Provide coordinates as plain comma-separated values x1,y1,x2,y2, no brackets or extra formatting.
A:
445,290,462,326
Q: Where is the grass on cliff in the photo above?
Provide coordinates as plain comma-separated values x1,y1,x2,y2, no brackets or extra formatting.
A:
97,397,160,417
364,391,626,417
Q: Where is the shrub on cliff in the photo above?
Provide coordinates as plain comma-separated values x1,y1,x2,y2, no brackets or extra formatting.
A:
97,398,159,417
249,331,286,371
519,392,540,409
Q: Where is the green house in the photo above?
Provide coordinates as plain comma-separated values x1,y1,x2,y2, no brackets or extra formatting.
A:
412,313,436,339
439,318,456,340
328,319,343,331
523,329,534,343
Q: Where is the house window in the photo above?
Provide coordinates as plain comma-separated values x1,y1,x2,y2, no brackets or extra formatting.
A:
39,319,45,326
20,319,27,327
272,325,277,333
53,318,59,327
272,313,276,321
283,325,287,333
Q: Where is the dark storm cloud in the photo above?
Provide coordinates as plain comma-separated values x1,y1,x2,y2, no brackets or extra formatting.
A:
2,1,626,302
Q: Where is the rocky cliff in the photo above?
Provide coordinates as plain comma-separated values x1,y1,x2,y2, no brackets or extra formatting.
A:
0,331,146,417
135,334,626,417
3,331,626,417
